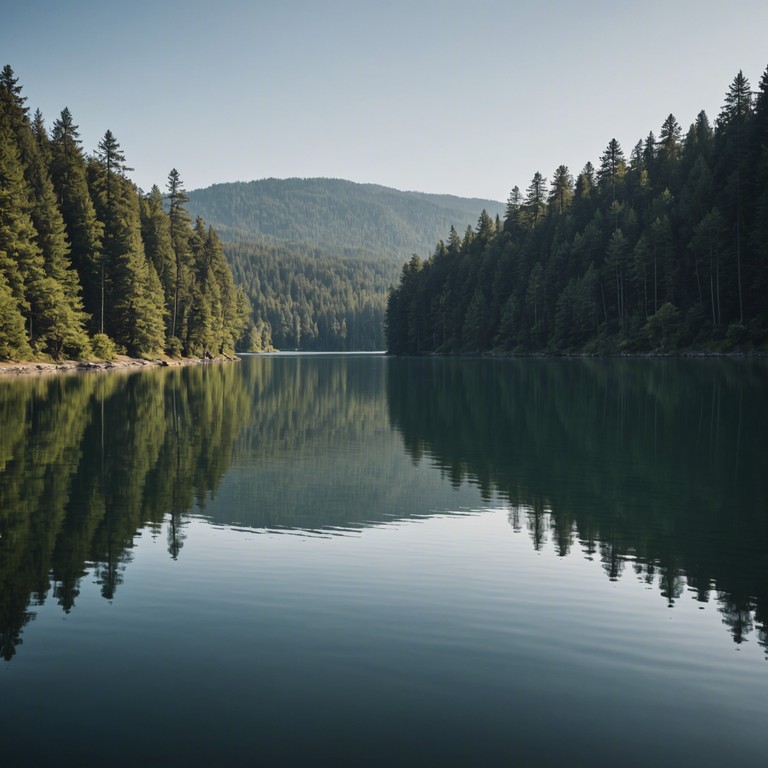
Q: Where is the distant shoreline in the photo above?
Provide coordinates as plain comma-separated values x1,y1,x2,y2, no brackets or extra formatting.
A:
0,354,240,377
387,349,768,360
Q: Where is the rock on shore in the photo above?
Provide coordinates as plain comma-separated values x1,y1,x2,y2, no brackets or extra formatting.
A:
0,354,239,377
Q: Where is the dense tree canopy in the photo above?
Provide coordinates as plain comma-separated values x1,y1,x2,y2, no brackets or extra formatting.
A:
0,66,248,361
225,238,391,351
386,66,768,355
186,178,506,351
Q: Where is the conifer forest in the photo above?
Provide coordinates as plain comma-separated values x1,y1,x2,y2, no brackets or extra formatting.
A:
386,67,768,355
2,64,768,359
0,66,250,362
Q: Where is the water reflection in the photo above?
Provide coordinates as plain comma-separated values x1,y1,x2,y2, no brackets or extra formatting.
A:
0,364,249,660
386,357,768,654
2,354,767,662
203,354,476,531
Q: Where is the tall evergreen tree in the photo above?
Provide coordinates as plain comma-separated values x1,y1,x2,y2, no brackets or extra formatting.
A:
598,138,626,202
750,66,768,308
0,270,30,359
166,168,193,347
656,114,682,191
716,71,754,324
50,108,103,330
503,186,524,238
140,185,175,340
88,131,164,355
0,67,89,357
524,172,547,227
548,165,574,214
0,123,47,349
90,130,126,334
690,208,727,326
205,225,241,353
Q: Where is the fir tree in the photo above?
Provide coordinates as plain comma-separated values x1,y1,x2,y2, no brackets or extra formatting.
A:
524,172,547,227
50,108,104,330
0,124,46,347
140,185,175,339
1,66,89,357
89,131,164,355
0,270,31,359
716,71,754,324
548,165,574,215
166,168,193,347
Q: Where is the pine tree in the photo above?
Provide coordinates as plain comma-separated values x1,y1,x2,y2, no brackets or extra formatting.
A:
50,108,103,330
598,138,626,202
90,129,130,335
88,131,164,355
503,186,524,238
140,185,175,340
0,65,25,109
524,173,547,227
475,209,495,243
1,67,89,357
31,109,51,167
187,221,221,355
607,229,629,324
548,165,574,214
716,71,754,324
205,225,240,353
572,163,595,228
23,127,89,357
690,209,726,325
0,270,31,359
657,114,682,191
0,123,46,348
643,131,656,180
166,169,193,347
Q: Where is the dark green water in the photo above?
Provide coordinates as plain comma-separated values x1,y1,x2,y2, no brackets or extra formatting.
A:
1,354,766,765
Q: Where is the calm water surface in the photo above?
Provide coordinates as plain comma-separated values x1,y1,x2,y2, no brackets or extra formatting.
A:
1,354,766,765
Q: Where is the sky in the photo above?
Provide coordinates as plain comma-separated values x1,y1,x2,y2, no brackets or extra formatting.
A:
3,0,767,203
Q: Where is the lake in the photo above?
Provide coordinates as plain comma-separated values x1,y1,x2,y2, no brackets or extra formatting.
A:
1,353,767,765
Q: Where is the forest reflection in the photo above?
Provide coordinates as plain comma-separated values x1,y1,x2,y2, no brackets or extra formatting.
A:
2,355,767,661
386,356,768,655
0,363,249,660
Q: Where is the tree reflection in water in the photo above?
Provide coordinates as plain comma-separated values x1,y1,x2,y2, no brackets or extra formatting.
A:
386,356,768,655
1,355,766,661
0,363,249,660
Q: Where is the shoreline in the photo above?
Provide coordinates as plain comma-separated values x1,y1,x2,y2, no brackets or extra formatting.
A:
387,348,768,360
0,354,240,377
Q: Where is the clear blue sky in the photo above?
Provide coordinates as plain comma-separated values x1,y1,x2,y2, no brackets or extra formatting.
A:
3,0,767,202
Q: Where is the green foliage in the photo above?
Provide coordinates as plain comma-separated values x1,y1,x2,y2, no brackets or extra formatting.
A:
0,363,249,657
165,336,182,358
49,107,103,331
0,66,244,362
0,271,31,359
643,302,681,349
185,179,506,352
386,64,768,355
226,238,391,350
90,332,117,361
185,178,505,263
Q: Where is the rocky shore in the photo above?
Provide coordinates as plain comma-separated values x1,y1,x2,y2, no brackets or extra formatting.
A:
0,354,239,377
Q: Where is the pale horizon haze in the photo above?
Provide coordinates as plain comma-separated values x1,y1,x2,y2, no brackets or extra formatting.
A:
3,0,767,203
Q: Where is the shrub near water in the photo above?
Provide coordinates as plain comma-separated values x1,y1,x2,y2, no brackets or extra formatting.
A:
90,333,117,361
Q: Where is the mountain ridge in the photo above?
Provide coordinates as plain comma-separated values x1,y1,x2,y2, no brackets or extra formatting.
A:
182,176,506,351
185,176,506,261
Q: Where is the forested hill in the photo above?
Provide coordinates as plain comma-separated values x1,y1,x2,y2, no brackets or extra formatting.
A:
386,66,768,356
185,177,505,260
184,178,504,351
